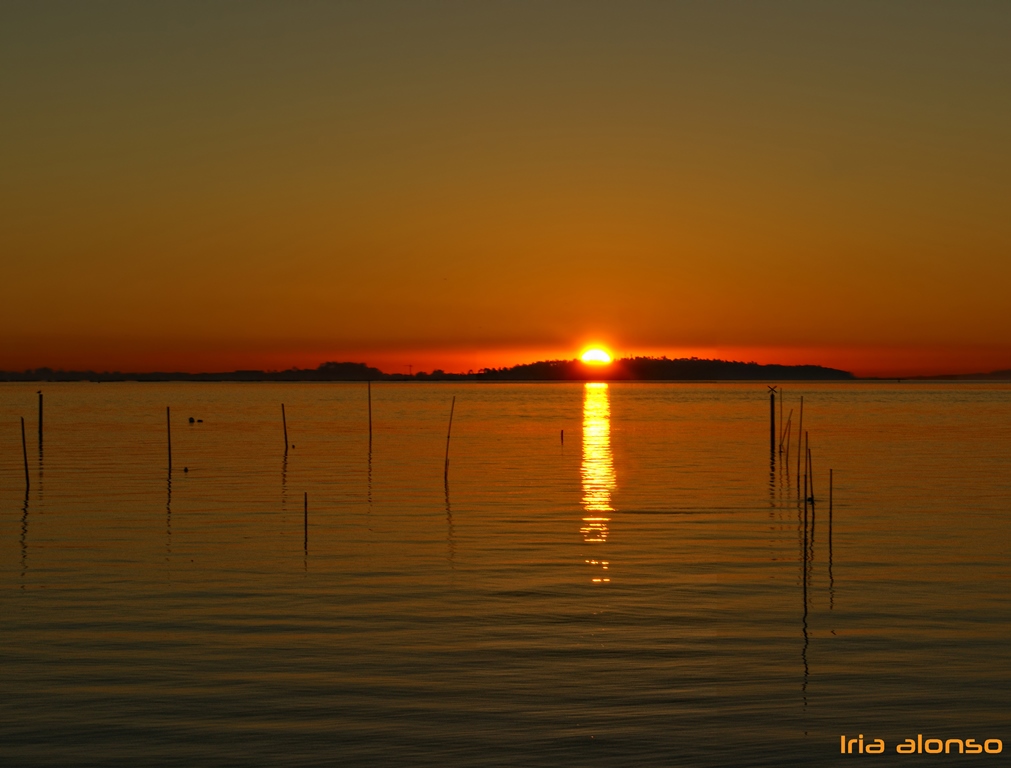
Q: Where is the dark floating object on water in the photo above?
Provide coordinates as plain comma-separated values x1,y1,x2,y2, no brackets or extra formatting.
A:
197,419,203,423
188,417,195,424
184,467,189,473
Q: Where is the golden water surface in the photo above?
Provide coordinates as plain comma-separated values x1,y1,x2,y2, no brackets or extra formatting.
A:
1,381,1009,766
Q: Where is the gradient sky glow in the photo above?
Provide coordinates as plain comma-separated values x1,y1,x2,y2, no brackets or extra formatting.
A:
4,1,1011,376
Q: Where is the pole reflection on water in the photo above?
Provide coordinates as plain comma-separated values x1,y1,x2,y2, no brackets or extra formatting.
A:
581,383,614,583
444,477,456,569
20,491,29,589
166,473,172,560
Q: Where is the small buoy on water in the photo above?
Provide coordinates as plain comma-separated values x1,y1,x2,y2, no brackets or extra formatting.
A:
188,417,195,423
184,467,189,473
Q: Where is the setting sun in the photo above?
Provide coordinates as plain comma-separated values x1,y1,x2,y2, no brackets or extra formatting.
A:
580,348,613,365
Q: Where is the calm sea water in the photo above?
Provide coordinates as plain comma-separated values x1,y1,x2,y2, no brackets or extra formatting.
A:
1,381,1009,766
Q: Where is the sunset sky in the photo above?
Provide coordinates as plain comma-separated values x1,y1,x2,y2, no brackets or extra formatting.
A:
4,2,1011,377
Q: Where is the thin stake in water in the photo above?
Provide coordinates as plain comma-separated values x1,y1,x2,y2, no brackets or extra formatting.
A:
281,403,288,452
166,406,172,474
808,447,815,503
21,416,30,493
803,430,809,509
779,387,784,452
780,409,793,453
800,428,808,501
444,396,456,481
796,396,804,497
783,416,792,473
304,491,308,553
368,381,373,444
809,449,816,549
38,391,43,448
768,385,777,456
829,468,834,609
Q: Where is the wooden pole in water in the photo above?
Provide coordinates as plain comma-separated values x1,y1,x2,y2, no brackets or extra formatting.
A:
769,386,776,455
560,428,564,444
166,406,172,474
808,447,815,502
796,397,804,496
21,417,30,493
803,475,807,514
829,469,833,541
783,417,791,469
303,491,308,551
37,391,43,447
444,396,456,481
828,467,834,607
281,403,288,451
367,381,373,443
804,431,809,501
779,410,793,453
779,387,784,451
808,449,816,547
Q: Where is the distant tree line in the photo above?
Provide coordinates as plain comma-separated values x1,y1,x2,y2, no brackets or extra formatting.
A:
0,357,857,382
471,357,854,381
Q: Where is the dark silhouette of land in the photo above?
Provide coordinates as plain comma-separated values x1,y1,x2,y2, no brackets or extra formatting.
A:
466,357,854,381
1,357,858,382
7,358,1011,383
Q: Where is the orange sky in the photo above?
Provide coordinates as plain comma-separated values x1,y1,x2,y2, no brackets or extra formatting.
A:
3,3,1011,377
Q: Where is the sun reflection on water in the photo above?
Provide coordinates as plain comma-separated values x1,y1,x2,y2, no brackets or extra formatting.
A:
581,382,615,582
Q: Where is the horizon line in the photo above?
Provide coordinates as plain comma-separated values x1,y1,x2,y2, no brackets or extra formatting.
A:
2,355,1010,382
